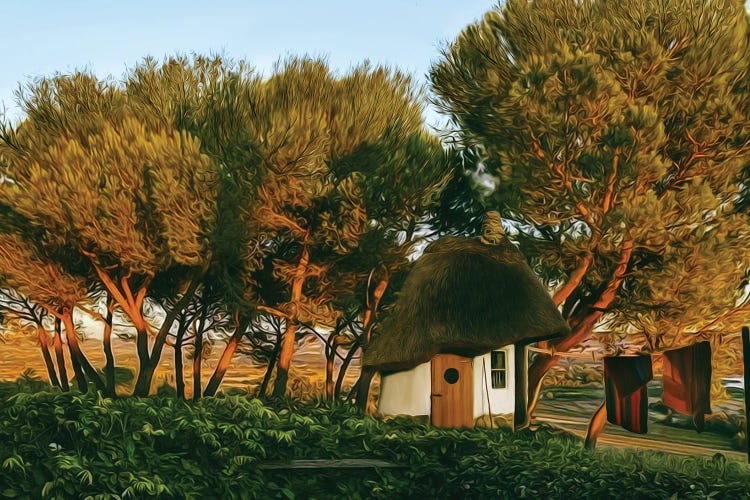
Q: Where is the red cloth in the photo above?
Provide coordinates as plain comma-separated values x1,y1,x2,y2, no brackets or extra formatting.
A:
604,355,653,434
662,341,712,431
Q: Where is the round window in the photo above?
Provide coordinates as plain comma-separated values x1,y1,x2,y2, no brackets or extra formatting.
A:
443,368,459,384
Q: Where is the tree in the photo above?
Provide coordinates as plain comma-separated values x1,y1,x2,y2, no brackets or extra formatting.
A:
239,59,452,398
0,232,104,392
431,0,750,420
126,56,266,398
0,72,219,396
0,288,60,388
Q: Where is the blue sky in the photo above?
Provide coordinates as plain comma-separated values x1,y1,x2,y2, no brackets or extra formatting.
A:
0,0,495,126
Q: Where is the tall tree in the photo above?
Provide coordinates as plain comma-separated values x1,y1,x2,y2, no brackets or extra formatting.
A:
243,60,451,398
127,56,267,398
0,72,219,396
431,0,750,419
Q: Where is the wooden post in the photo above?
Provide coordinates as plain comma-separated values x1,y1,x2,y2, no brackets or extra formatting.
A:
742,326,750,464
514,342,528,429
584,402,607,450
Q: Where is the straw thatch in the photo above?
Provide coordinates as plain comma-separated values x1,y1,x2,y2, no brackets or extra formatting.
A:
363,235,570,371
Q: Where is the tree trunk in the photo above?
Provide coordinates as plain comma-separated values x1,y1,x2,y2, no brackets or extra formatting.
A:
272,322,299,398
192,331,203,401
325,335,343,401
102,296,116,397
36,325,60,388
132,277,200,397
53,316,69,392
63,312,106,392
353,276,389,411
258,331,282,398
334,337,362,398
271,241,310,398
552,253,594,306
192,303,207,402
87,264,152,396
258,353,277,399
355,367,375,411
526,312,599,419
174,317,189,400
362,278,389,341
60,310,87,393
132,324,152,397
203,318,249,397
68,344,88,392
584,402,607,450
525,240,633,421
175,339,185,399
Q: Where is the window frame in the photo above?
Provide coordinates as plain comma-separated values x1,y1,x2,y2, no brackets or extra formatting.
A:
490,349,507,389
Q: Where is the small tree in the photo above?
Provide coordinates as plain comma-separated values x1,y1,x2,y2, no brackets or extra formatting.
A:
0,288,59,388
0,232,104,392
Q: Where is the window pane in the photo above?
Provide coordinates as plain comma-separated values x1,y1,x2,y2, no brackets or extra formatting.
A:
491,350,506,370
491,369,506,389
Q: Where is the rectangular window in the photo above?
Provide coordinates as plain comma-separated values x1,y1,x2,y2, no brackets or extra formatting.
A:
490,350,507,389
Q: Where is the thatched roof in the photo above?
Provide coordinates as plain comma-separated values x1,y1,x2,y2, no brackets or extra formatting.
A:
363,235,570,371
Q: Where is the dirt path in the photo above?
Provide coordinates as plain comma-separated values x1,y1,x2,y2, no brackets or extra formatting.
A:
534,412,748,462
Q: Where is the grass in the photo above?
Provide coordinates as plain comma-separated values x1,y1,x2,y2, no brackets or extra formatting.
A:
0,384,749,499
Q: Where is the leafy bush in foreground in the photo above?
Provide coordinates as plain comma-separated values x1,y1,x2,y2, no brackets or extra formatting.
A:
0,392,749,498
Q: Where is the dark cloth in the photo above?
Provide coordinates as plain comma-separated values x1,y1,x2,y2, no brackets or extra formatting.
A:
604,355,653,434
662,341,712,431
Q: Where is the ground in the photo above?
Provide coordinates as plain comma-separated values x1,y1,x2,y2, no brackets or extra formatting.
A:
536,385,747,460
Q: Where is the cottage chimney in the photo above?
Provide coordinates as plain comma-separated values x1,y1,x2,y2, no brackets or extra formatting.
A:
480,210,505,245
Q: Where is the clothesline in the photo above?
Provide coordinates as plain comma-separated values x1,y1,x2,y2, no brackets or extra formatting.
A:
526,345,666,360
526,346,601,359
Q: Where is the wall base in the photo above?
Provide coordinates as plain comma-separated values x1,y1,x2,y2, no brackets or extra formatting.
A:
474,413,514,429
377,413,430,425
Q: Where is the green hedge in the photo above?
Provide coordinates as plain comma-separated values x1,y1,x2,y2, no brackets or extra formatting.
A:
0,392,749,498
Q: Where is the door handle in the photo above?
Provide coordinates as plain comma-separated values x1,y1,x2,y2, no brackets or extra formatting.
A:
431,394,443,397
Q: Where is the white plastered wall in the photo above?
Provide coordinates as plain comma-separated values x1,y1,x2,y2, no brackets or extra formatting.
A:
377,344,516,419
377,361,431,416
473,345,515,418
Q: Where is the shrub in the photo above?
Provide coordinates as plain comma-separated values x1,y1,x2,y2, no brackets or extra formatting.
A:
0,391,748,498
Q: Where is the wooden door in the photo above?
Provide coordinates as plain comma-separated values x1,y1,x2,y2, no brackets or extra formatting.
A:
430,353,473,428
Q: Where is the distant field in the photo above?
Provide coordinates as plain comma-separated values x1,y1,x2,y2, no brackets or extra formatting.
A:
0,330,362,398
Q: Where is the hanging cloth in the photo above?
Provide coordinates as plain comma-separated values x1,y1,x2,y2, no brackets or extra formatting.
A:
604,355,653,434
662,341,712,432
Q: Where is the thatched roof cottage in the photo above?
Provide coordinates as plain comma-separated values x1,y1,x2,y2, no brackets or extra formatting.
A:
363,212,569,428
